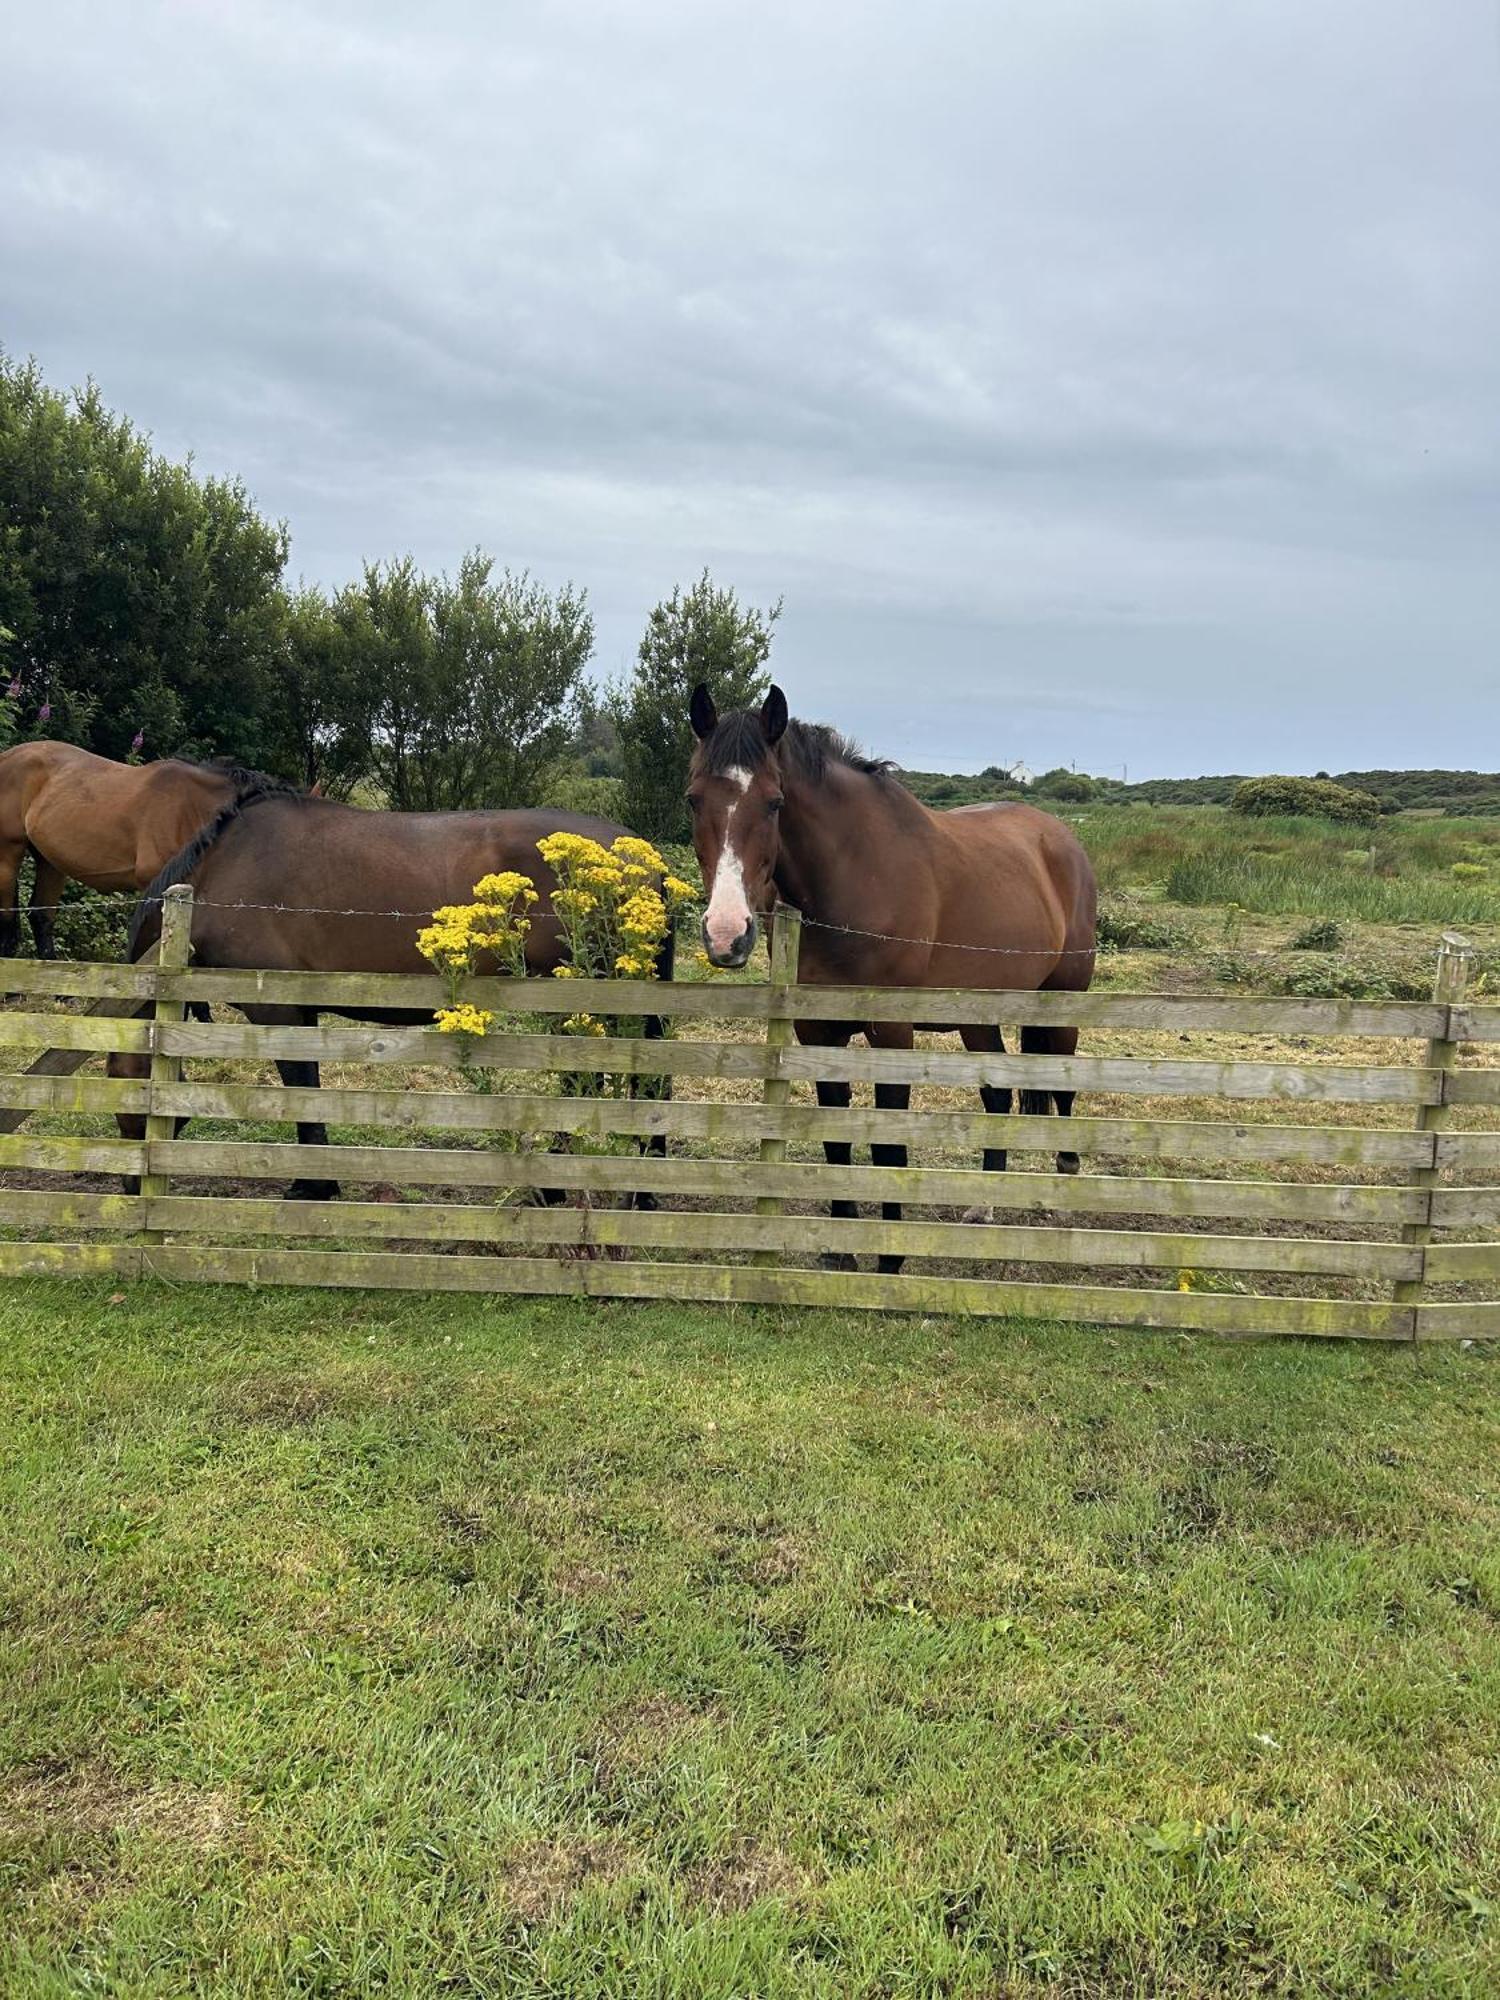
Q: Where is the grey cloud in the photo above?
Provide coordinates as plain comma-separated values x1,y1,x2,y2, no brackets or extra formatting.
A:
2,0,1496,775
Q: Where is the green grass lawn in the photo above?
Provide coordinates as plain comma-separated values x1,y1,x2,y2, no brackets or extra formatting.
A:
2,1286,1499,1998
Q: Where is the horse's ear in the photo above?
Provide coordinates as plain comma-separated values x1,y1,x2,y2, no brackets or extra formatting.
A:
689,683,717,739
761,685,788,745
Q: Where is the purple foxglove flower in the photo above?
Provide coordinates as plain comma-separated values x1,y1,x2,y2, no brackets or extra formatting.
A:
38,702,52,722
131,729,145,751
5,680,21,699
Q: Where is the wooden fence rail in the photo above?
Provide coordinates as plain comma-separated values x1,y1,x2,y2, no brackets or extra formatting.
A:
0,891,1494,1341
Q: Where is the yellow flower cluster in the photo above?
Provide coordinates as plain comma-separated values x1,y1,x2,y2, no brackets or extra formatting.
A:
562,1012,607,1037
416,831,698,1047
537,830,694,988
436,1003,496,1037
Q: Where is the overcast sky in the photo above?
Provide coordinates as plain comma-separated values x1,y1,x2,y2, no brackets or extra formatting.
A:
4,1,1497,777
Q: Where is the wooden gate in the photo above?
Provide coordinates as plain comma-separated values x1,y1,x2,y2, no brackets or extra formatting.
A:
0,891,1495,1339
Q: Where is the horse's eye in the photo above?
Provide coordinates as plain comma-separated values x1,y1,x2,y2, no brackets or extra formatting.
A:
768,795,785,813
687,793,704,812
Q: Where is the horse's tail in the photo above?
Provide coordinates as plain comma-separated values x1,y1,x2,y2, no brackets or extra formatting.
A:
127,776,294,962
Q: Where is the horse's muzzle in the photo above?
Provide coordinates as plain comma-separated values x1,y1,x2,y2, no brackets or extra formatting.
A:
703,914,757,969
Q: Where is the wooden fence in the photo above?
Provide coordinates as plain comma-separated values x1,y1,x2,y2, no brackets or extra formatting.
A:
0,888,1496,1340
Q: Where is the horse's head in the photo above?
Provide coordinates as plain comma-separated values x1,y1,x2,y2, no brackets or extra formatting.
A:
687,683,789,968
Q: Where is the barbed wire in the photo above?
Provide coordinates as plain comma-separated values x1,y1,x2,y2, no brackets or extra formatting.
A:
5,891,1458,968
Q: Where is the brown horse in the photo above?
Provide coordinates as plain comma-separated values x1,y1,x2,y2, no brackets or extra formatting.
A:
0,741,291,959
114,789,673,1200
686,684,1097,1272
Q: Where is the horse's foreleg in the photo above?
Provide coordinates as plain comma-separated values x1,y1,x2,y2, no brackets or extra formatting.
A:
107,1042,155,1197
27,855,66,961
277,1056,339,1201
237,1003,339,1201
1020,1023,1080,1175
797,1018,857,1271
866,1022,915,1277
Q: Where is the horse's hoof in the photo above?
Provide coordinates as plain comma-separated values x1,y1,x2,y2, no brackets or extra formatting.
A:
1057,1154,1081,1176
287,1179,340,1202
960,1204,995,1226
876,1256,905,1277
631,1190,660,1212
819,1251,858,1273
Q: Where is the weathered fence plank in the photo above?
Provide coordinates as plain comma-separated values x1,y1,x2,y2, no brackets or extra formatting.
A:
145,1015,1442,1104
0,960,157,1000
0,1134,145,1175
145,1080,1437,1169
141,1191,1420,1278
1430,1187,1500,1226
1414,1301,1500,1340
0,1074,149,1116
0,1012,151,1054
151,964,1451,1037
145,1138,1425,1225
1423,1242,1500,1280
0,1188,143,1230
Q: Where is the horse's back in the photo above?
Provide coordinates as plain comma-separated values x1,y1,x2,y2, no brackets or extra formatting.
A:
923,797,1096,991
176,796,655,976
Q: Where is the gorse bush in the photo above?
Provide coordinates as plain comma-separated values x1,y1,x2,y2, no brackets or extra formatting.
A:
1231,776,1382,825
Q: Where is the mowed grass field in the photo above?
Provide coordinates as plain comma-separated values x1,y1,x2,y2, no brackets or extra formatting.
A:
3,1282,1499,1997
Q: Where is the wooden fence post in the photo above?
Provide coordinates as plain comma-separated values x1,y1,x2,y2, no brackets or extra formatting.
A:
140,884,194,1245
1394,931,1473,1317
753,904,802,1266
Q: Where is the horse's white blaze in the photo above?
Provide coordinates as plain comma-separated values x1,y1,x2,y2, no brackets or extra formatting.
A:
703,772,755,954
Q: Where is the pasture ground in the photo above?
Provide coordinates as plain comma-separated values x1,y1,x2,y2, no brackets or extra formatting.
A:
3,1282,1498,1997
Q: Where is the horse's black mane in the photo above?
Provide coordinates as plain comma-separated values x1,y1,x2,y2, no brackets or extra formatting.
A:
176,755,295,794
701,713,894,785
126,769,302,960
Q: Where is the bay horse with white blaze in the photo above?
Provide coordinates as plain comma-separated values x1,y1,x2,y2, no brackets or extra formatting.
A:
0,741,294,959
687,684,1097,1272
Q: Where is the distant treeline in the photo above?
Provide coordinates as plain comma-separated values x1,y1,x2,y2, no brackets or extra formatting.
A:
902,767,1500,817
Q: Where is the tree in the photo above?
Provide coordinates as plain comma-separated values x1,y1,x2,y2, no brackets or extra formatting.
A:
270,586,371,796
340,552,593,811
0,352,289,766
612,571,781,843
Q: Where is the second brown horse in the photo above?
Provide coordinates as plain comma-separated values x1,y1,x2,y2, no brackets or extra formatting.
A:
687,684,1097,1272
0,740,289,958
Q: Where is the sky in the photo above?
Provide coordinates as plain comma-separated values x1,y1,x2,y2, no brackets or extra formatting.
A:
3,0,1497,779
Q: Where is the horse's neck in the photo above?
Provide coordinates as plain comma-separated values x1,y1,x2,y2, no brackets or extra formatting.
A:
774,764,922,930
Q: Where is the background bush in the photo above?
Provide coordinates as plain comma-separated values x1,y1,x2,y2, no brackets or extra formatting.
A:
1230,776,1382,825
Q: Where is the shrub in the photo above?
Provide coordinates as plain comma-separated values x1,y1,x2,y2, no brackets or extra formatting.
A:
1230,776,1382,825
1281,956,1394,1001
19,888,134,964
545,770,626,820
1096,899,1195,951
1034,769,1096,803
1289,918,1345,950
